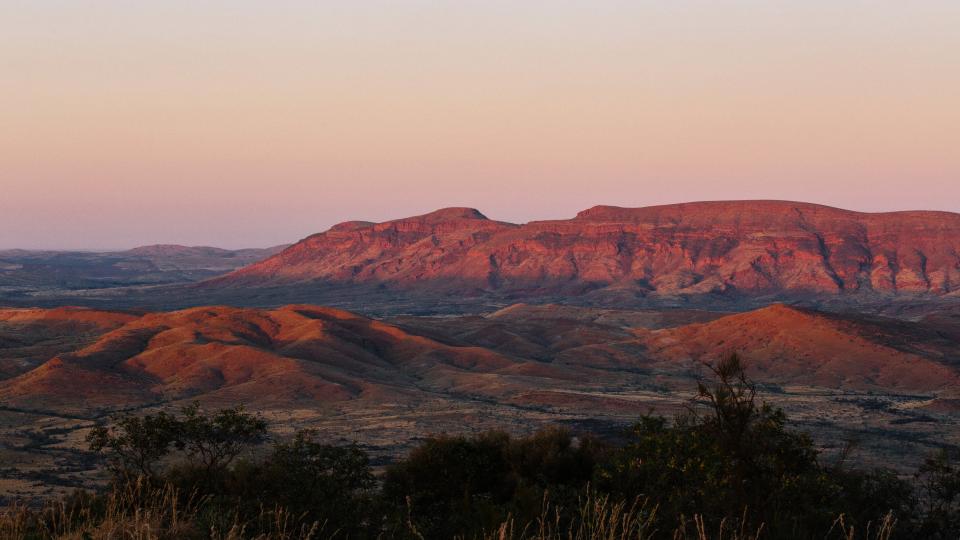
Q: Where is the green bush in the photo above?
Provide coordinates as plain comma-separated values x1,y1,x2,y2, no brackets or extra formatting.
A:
596,354,840,536
382,431,516,538
58,354,955,539
87,402,267,487
915,449,960,538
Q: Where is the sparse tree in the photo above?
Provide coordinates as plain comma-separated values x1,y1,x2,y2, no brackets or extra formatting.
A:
87,403,266,485
916,449,960,537
86,410,179,480
174,402,267,477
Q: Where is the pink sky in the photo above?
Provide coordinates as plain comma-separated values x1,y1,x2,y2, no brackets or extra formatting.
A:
1,2,958,249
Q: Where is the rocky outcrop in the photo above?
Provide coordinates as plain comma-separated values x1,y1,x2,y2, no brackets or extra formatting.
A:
209,201,960,298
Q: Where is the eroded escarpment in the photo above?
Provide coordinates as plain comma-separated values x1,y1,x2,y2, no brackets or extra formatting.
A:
209,201,960,299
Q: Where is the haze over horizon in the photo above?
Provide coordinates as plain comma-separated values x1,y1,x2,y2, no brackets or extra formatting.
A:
2,2,958,250
3,198,960,252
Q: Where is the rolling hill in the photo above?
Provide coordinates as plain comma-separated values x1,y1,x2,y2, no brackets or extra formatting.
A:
3,302,958,417
0,305,567,414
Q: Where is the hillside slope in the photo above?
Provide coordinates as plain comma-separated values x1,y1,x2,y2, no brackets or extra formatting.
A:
208,201,960,301
2,302,958,416
629,304,960,390
0,305,561,414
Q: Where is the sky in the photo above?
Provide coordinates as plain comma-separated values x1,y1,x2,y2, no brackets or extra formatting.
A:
1,1,958,250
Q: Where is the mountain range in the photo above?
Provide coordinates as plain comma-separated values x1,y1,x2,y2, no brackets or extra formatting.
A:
209,201,960,302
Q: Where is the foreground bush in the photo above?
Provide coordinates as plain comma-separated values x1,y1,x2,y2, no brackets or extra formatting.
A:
4,354,959,539
597,355,843,535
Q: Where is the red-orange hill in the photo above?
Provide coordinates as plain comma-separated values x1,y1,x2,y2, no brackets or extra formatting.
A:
1,303,958,414
0,307,141,379
210,201,960,297
629,304,960,390
0,305,550,413
0,306,138,329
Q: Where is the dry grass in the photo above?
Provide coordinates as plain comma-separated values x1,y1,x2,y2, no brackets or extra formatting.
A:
0,479,200,539
825,513,897,540
480,494,660,540
0,479,328,540
479,492,899,540
1,484,898,540
479,493,763,540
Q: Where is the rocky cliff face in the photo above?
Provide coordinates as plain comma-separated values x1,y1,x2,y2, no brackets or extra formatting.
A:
210,201,960,298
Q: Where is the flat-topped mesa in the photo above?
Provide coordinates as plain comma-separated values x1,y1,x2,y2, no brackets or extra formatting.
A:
326,208,500,234
218,207,514,283
371,207,509,235
573,200,960,229
328,221,376,233
574,201,851,222
410,207,490,222
209,200,960,297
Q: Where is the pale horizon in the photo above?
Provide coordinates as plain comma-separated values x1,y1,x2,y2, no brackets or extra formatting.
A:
3,197,959,252
3,2,958,250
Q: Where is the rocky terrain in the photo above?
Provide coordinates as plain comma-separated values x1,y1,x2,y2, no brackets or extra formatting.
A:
3,200,960,501
2,302,958,500
211,201,960,301
4,202,960,318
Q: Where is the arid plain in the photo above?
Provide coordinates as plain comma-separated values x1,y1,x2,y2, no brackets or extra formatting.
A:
2,201,960,503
